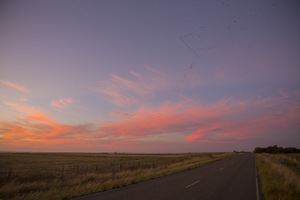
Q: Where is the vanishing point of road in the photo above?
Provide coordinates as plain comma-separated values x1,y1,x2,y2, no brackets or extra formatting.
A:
73,153,263,200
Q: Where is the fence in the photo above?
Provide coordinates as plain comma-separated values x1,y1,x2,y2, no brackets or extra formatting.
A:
0,153,224,182
0,156,192,181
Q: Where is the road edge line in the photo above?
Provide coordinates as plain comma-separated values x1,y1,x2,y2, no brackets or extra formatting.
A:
255,158,260,200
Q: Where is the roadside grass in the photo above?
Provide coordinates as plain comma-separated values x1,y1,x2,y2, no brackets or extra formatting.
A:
0,152,233,200
256,154,300,200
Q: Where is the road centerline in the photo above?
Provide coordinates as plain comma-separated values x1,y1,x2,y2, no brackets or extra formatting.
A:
185,180,200,189
73,154,259,200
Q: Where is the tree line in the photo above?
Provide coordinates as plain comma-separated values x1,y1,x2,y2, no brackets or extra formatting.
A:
254,145,300,154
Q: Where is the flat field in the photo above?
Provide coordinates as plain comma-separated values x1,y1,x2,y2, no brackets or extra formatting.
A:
0,152,233,200
256,153,300,200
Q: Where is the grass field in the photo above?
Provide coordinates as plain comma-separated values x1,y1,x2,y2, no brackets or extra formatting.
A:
256,153,300,200
0,152,233,200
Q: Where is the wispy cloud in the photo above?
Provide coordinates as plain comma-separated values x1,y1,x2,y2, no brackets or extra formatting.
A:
1,80,29,93
100,87,137,106
50,98,74,111
19,98,28,103
97,66,170,106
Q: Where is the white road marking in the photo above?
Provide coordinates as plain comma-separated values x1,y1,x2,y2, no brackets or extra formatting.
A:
255,161,260,200
185,180,200,189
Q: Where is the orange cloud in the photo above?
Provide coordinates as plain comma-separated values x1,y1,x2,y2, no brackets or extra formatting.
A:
0,101,98,150
4,101,54,125
1,101,147,152
1,80,29,93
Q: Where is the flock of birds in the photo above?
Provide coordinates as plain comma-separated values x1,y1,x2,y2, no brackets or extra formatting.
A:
179,0,296,57
179,0,297,77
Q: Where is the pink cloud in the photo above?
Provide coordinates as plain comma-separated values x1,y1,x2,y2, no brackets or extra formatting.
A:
97,99,248,140
1,80,29,93
50,98,74,111
187,97,300,143
97,93,300,145
1,91,299,152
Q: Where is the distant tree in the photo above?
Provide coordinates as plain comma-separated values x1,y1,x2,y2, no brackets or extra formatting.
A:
254,145,300,154
284,147,300,154
254,147,264,153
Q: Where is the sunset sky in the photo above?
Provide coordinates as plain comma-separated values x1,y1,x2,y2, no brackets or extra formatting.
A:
1,0,299,153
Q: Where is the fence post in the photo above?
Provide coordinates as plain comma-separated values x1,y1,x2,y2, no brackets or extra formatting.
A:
76,165,79,176
7,168,12,180
112,168,116,180
95,165,98,173
61,165,65,179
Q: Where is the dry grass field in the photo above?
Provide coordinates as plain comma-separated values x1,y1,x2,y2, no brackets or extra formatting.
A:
256,153,300,200
0,152,233,200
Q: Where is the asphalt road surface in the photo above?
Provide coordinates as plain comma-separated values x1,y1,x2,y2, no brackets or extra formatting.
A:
73,153,262,200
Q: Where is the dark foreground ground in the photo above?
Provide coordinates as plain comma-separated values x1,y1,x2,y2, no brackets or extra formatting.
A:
73,153,262,200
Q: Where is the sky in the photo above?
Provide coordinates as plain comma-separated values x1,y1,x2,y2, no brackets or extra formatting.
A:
0,0,300,153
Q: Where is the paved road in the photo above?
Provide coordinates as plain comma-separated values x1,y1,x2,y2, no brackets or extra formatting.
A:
73,153,261,200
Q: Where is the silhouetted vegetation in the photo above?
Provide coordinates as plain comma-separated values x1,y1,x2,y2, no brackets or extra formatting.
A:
254,145,300,154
